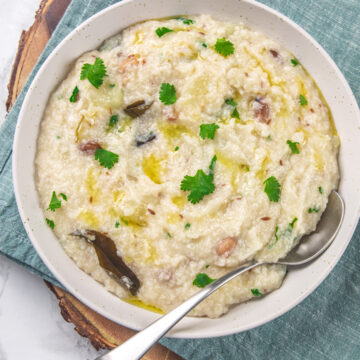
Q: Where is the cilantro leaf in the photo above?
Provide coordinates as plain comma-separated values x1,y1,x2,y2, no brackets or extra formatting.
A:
202,42,207,48
214,38,234,57
209,155,217,176
47,191,62,212
109,83,116,88
46,218,55,229
181,170,215,204
174,146,179,151
69,86,79,103
181,156,217,204
59,193,67,201
109,114,119,127
199,123,219,140
231,107,240,120
263,176,281,202
299,94,308,106
167,232,172,238
159,83,177,105
318,186,323,194
175,17,194,25
308,206,320,213
156,27,173,37
268,225,279,248
225,98,237,107
193,273,217,288
121,217,129,226
115,221,120,228
94,148,119,169
251,288,262,296
289,217,298,229
80,57,107,89
185,223,191,229
291,58,299,66
287,140,300,154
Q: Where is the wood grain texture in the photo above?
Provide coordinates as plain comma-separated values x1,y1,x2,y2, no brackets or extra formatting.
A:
6,1,183,357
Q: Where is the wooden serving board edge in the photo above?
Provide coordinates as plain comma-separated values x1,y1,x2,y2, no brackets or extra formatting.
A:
6,1,183,358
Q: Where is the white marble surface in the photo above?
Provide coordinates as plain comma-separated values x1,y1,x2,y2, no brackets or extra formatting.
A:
0,1,104,359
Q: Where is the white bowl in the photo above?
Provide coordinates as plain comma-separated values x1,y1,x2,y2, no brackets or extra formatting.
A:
13,0,360,338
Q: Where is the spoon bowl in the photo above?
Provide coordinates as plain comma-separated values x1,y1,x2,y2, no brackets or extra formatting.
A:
98,191,344,360
279,191,344,265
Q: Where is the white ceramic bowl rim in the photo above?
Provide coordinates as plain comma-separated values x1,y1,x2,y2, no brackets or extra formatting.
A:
13,0,360,338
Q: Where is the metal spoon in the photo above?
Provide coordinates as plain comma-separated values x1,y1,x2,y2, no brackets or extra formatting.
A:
97,191,344,360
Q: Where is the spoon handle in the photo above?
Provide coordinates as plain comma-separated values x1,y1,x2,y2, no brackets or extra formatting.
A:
97,262,261,360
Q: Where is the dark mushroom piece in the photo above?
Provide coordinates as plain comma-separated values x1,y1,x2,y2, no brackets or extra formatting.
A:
135,131,156,147
71,229,140,295
124,100,153,118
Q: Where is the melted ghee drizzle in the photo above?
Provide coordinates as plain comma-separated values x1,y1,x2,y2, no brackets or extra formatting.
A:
86,167,101,203
122,297,165,314
142,154,162,184
77,210,99,228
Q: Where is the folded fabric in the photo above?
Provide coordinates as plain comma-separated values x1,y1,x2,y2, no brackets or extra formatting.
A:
0,0,359,359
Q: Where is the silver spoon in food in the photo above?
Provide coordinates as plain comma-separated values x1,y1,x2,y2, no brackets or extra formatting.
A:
97,190,344,360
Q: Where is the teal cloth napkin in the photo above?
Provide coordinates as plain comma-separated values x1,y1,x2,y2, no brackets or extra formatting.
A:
1,0,359,358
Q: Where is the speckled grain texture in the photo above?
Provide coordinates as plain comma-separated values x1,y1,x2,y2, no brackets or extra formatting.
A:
36,15,338,318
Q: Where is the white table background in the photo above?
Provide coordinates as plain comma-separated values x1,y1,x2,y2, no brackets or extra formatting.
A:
0,1,103,358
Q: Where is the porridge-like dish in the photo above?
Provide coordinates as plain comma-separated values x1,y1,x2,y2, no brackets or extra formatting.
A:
36,15,339,318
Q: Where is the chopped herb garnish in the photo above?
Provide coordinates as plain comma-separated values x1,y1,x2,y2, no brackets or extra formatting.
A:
268,225,279,248
80,57,107,89
199,123,219,140
308,206,320,213
121,217,129,226
59,193,67,201
231,107,240,120
181,155,217,204
47,191,62,212
69,86,79,103
46,218,55,229
267,135,272,141
185,223,191,229
318,186,323,194
109,83,116,88
174,146,179,151
291,58,299,66
156,27,173,37
167,232,172,238
214,38,234,56
193,273,217,288
115,221,120,228
175,17,194,25
56,135,61,140
289,217,298,229
94,148,119,169
109,114,119,127
251,288,262,296
299,94,308,106
225,98,240,119
263,176,281,202
205,264,210,269
159,83,177,105
202,42,207,48
225,98,237,107
287,140,300,154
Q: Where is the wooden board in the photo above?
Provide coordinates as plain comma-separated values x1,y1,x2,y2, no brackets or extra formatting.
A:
6,1,183,358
